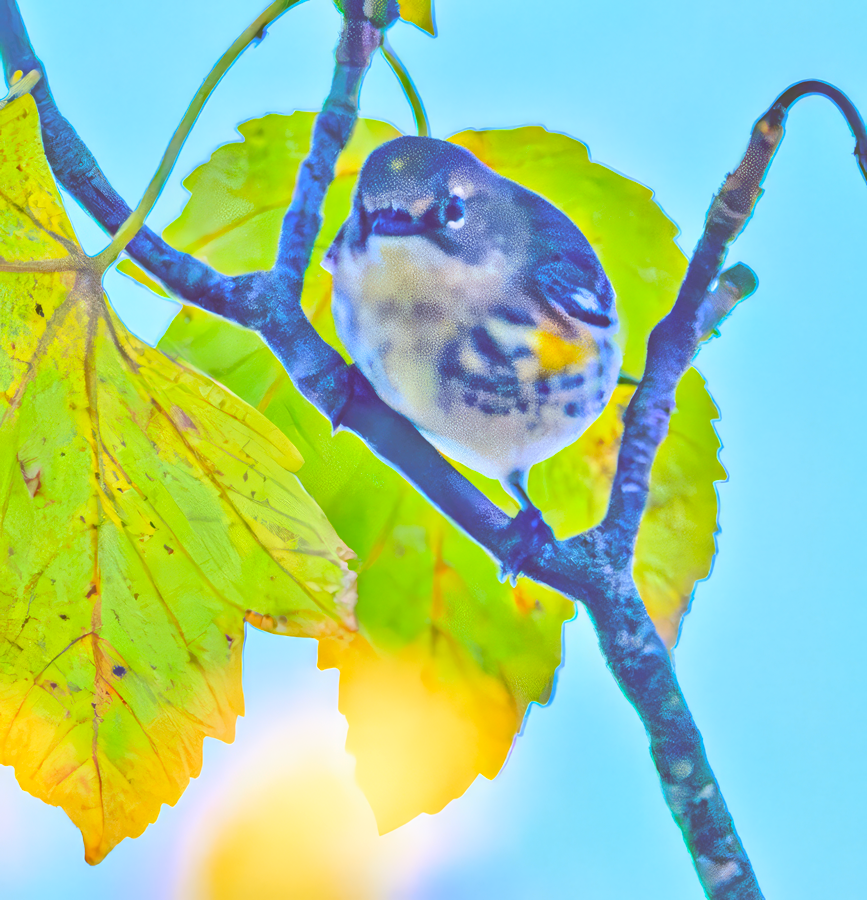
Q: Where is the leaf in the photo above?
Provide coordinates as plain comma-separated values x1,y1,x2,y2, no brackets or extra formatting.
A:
160,306,572,831
155,113,722,831
117,258,171,298
0,97,356,863
398,0,436,35
529,372,724,647
153,110,571,824
634,368,723,644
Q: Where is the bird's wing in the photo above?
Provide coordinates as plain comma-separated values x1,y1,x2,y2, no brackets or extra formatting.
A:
514,185,616,330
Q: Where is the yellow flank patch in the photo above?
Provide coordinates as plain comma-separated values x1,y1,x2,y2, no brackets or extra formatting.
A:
531,326,596,375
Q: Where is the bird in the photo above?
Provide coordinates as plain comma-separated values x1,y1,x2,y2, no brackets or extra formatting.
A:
324,135,621,510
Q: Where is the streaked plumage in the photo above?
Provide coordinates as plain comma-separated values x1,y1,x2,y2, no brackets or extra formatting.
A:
325,136,620,500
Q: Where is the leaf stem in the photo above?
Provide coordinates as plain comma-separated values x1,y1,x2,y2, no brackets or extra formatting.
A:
381,37,430,136
0,0,227,298
0,256,79,273
93,0,307,271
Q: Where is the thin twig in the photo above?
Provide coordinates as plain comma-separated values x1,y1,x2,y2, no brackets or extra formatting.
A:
381,37,430,136
95,0,307,269
773,79,867,181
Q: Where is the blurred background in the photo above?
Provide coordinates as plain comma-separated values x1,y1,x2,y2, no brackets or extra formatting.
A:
2,0,866,896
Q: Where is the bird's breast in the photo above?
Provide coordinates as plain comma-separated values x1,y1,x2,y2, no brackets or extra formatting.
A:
331,236,513,406
329,234,617,480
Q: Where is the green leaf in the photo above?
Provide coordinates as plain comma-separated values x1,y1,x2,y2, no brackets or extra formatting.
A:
155,113,723,831
160,304,572,831
446,128,723,646
634,368,723,644
117,257,171,298
156,112,572,831
0,97,356,863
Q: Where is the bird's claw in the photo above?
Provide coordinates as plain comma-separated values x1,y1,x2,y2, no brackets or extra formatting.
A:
500,504,554,585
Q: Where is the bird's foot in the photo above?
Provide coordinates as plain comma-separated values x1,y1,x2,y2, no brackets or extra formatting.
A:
500,504,554,585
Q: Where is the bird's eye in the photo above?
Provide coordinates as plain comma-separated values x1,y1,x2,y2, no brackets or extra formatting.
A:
443,195,466,229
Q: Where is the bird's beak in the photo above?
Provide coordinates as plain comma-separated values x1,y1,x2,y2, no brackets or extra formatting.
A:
369,206,430,237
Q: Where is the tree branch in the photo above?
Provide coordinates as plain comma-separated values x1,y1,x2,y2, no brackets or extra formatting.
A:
602,79,867,563
6,2,865,893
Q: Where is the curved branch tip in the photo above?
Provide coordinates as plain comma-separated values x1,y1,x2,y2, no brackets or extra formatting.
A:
767,79,867,185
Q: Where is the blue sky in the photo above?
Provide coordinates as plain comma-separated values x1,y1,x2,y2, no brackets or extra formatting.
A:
2,0,866,897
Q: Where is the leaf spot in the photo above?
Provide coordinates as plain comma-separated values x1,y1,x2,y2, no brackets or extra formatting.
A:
170,404,198,432
163,544,174,555
35,302,44,317
85,585,97,598
112,666,126,678
18,458,41,497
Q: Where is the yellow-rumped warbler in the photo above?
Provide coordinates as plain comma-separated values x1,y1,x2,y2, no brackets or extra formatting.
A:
325,136,620,505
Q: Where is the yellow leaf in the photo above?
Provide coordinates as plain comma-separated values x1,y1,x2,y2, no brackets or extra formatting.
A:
399,0,436,35
0,97,356,863
320,635,519,831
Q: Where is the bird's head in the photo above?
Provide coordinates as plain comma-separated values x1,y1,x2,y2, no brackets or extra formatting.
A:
336,136,509,263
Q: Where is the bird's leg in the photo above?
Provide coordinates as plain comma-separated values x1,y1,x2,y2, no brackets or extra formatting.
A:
500,469,555,585
505,469,532,510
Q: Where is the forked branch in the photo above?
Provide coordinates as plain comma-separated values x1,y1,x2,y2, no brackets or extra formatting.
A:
602,79,867,563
